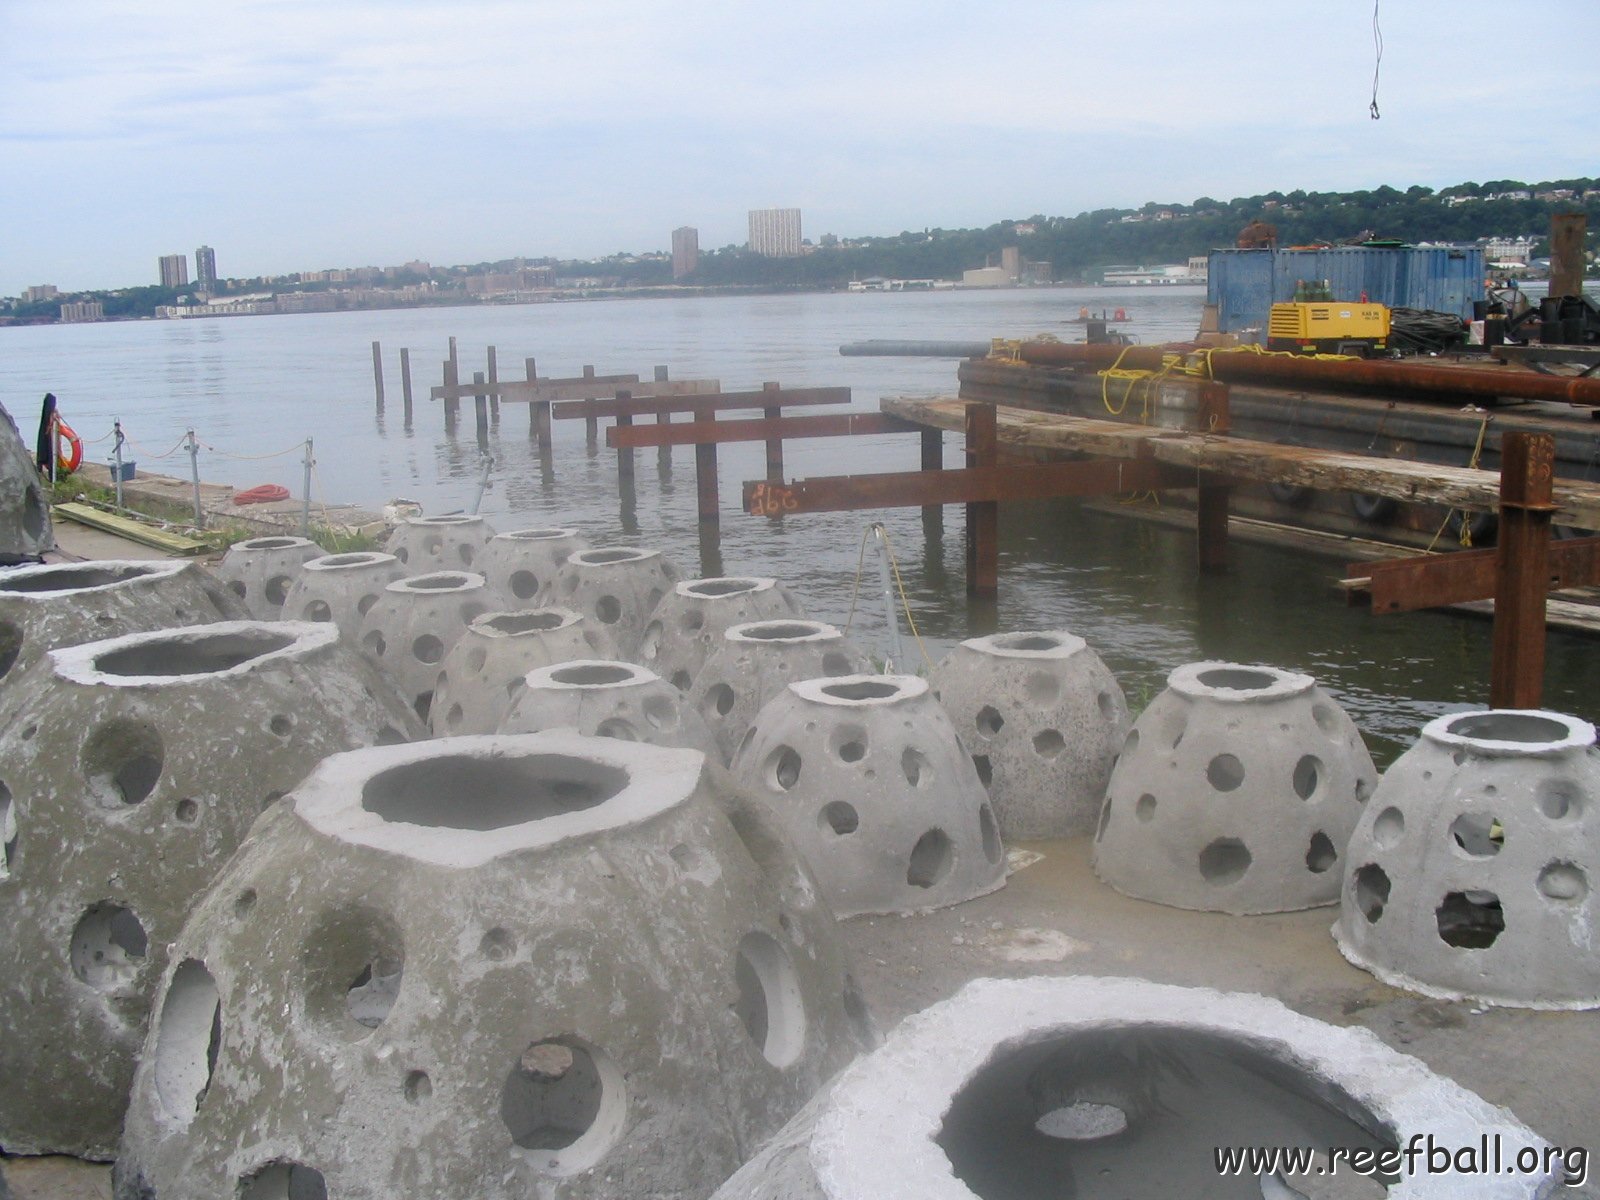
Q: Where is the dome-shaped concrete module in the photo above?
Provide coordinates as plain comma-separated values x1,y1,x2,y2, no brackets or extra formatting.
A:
639,577,802,693
690,620,869,764
1336,709,1600,1009
386,513,496,573
430,609,621,736
1092,662,1377,915
540,547,683,657
931,630,1130,839
116,733,875,1200
212,536,323,620
0,621,421,1159
711,975,1559,1200
355,571,493,724
0,401,50,562
732,675,1006,917
0,560,244,688
478,527,589,609
281,551,403,641
500,660,718,758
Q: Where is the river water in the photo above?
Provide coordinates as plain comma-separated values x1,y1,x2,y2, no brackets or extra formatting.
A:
2,285,1593,764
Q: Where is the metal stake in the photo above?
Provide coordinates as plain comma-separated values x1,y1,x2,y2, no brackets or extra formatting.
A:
873,523,904,671
111,420,126,510
470,453,494,515
301,438,314,537
186,429,204,527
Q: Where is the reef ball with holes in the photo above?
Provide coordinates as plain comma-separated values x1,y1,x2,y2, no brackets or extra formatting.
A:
430,609,620,736
498,660,717,759
638,578,802,693
1336,709,1600,1009
537,547,683,658
354,571,494,724
0,401,50,562
710,975,1559,1200
114,732,874,1200
211,536,324,620
384,514,496,574
0,560,245,690
731,674,1006,917
280,551,403,642
0,621,421,1159
931,630,1130,839
1092,662,1377,915
477,528,590,609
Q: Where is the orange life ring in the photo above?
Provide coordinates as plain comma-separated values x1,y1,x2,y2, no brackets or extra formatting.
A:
54,418,83,473
233,483,291,506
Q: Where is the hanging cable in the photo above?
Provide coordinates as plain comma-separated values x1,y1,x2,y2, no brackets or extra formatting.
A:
1369,0,1383,119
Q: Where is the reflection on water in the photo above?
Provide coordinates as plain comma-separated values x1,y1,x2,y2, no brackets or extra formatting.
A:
2,286,1594,763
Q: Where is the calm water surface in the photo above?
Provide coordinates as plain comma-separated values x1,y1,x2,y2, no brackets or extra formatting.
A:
3,286,1593,764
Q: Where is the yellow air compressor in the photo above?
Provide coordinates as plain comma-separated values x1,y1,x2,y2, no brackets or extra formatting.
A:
1267,301,1390,356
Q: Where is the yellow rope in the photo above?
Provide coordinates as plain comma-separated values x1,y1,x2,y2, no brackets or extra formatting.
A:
1426,409,1493,551
840,525,875,637
877,524,937,675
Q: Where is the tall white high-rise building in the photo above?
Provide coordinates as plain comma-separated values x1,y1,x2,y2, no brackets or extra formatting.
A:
748,208,802,258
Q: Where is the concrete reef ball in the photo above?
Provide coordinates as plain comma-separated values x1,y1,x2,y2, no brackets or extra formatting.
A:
0,620,422,1159
430,608,620,737
116,733,875,1200
639,577,802,693
540,547,683,657
211,536,323,620
499,659,718,758
385,513,496,573
1336,708,1600,1009
477,527,590,608
355,571,493,724
710,975,1560,1200
689,620,869,765
732,674,1006,917
0,560,244,689
0,401,50,561
280,551,403,641
1093,662,1377,915
931,630,1130,839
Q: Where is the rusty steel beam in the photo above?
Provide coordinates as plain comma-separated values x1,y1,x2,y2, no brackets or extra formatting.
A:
1015,340,1600,407
554,387,850,421
607,411,917,448
1491,433,1557,707
1350,536,1600,614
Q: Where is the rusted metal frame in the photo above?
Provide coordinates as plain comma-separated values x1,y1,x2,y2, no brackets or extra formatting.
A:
694,397,719,528
966,402,1000,598
1491,433,1557,707
552,388,851,421
1196,381,1231,573
1348,537,1600,614
607,411,918,448
615,390,634,485
762,382,783,483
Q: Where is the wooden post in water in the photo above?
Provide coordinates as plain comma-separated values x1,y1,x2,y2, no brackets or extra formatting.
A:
654,367,672,469
1196,381,1232,573
615,391,635,485
400,348,414,427
964,402,999,598
443,357,460,431
371,341,385,412
1491,432,1556,707
472,371,489,451
487,346,500,421
695,396,720,529
920,425,944,538
762,381,784,486
584,367,599,448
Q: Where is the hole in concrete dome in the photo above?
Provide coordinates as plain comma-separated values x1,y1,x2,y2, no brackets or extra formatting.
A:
972,754,993,786
1436,890,1505,949
264,575,292,607
363,630,387,658
227,580,248,600
467,646,488,673
244,537,301,550
357,592,380,615
1032,729,1065,759
745,621,815,641
304,906,404,1038
95,628,296,677
908,828,954,889
1313,703,1341,736
823,680,900,702
153,959,222,1120
1372,807,1405,848
766,746,802,791
980,805,1002,863
1538,780,1583,821
394,547,410,564
820,801,859,835
554,662,635,686
562,575,578,594
458,544,476,566
1123,728,1140,755
734,932,806,1067
1196,667,1278,691
501,1037,624,1174
302,599,332,622
997,633,1061,652
706,682,736,716
1097,691,1117,721
0,619,22,679
1135,794,1157,822
976,706,1005,736
902,747,932,787
1446,712,1571,744
842,974,873,1043
1449,812,1504,857
822,651,855,676
70,902,148,989
423,535,444,556
480,927,517,961
412,691,433,723
1354,864,1391,923
82,719,164,808
319,553,377,568
1205,754,1245,792
670,669,692,692
443,703,465,731
506,677,527,701
936,1028,1395,1200
595,718,638,741
510,570,540,599
412,634,444,664
583,549,646,565
1025,672,1060,706
363,754,625,829
1292,755,1322,800
594,595,622,624
1539,862,1589,904
374,725,407,746
643,694,677,728
347,960,404,1027
1095,797,1113,841
269,714,293,737
1198,838,1251,886
233,889,257,918
0,563,154,593
1305,832,1337,874
239,1162,328,1200
638,622,664,659
689,578,756,597
174,798,199,823
1,778,16,877
404,1070,432,1103
836,732,868,763
407,573,471,590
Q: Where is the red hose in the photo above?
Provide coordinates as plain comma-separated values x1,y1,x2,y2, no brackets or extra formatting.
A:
233,484,290,506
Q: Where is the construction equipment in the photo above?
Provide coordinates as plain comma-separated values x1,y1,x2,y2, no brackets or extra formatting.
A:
1267,299,1390,356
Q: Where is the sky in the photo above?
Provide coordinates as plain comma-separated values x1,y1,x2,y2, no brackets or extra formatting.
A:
2,0,1596,296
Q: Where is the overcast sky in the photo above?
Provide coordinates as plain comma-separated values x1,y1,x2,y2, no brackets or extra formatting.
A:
3,0,1594,295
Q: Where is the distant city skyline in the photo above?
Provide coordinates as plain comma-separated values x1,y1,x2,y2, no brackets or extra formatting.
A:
1,1,1595,295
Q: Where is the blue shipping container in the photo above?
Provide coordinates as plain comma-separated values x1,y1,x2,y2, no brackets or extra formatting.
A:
1207,246,1484,335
